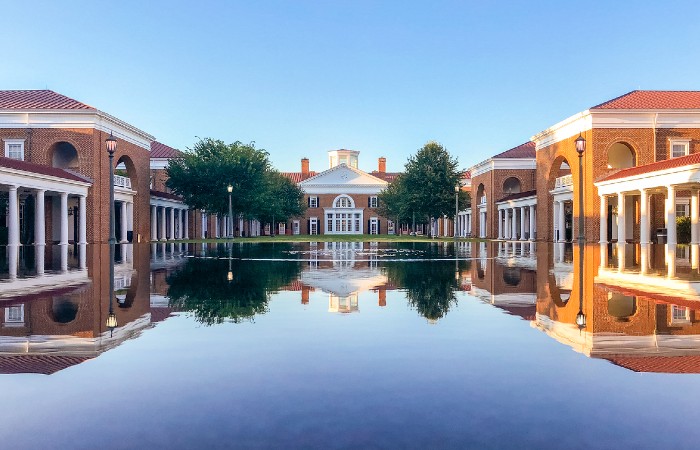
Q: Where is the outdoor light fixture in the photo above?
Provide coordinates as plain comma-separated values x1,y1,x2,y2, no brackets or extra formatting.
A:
106,132,117,244
576,309,586,330
227,271,233,281
106,311,118,331
575,133,586,155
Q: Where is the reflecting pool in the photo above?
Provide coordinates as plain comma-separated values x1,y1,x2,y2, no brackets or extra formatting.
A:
1,241,700,448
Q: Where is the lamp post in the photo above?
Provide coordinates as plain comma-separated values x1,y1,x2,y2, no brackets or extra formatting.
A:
106,132,117,244
227,184,233,238
106,245,118,338
575,133,586,244
454,184,460,241
576,243,586,333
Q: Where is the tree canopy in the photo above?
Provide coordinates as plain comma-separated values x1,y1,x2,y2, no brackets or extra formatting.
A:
166,138,305,222
379,141,467,226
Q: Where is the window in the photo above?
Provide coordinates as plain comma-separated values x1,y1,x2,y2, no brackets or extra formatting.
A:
369,196,378,208
676,202,690,218
388,220,395,235
309,196,318,208
310,217,318,235
4,305,24,325
4,139,25,161
370,217,379,235
671,305,691,325
670,139,690,158
293,220,300,235
335,196,352,208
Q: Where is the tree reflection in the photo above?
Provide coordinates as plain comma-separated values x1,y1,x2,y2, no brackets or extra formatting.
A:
385,261,467,321
166,256,302,325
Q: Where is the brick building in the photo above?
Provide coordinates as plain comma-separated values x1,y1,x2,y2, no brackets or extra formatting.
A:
467,141,537,239
282,150,397,235
533,90,700,244
0,90,196,245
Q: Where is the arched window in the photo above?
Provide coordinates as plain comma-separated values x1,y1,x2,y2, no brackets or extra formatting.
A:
607,143,636,169
50,142,79,169
334,196,354,208
503,177,521,195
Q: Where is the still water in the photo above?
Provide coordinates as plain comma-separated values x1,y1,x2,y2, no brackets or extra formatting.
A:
1,241,700,449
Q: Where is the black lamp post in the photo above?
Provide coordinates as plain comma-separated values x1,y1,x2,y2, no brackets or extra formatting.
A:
575,133,586,244
454,184,460,241
227,184,233,238
106,132,117,244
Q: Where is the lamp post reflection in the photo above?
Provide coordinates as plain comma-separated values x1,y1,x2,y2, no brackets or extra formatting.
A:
106,244,118,337
576,244,586,332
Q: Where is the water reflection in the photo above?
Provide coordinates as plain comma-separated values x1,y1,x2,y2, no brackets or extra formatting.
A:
2,241,700,375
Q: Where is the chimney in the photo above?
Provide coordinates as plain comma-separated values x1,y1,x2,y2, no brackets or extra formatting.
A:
378,157,386,173
301,157,310,175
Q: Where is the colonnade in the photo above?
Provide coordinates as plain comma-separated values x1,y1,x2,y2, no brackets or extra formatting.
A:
456,211,472,237
497,204,536,241
150,204,189,241
5,186,87,247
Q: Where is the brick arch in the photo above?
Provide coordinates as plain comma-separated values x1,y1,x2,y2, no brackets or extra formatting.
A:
116,154,139,186
606,141,637,169
546,155,572,191
502,176,522,194
547,273,571,308
45,138,85,172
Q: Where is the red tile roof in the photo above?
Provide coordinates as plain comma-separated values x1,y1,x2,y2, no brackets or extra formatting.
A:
281,172,317,183
0,355,92,375
592,90,700,110
370,171,401,182
604,355,700,374
150,189,184,201
0,90,94,110
496,189,537,203
0,157,92,183
151,141,183,159
597,152,700,183
493,141,536,159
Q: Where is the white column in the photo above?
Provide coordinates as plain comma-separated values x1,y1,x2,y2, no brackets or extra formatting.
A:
8,185,20,246
35,189,46,246
640,190,650,245
214,214,220,238
120,201,128,243
667,244,677,278
511,208,518,240
127,201,134,237
553,201,558,242
691,189,699,244
78,195,87,244
151,205,158,241
160,206,167,241
599,195,608,243
184,209,189,239
60,244,68,272
60,192,69,245
667,185,677,245
520,206,526,240
640,243,649,275
169,207,175,240
37,245,46,275
497,209,503,239
557,201,565,242
617,192,626,244
529,205,535,241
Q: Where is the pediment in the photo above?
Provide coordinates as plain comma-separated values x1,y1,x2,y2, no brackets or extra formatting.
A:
299,164,388,186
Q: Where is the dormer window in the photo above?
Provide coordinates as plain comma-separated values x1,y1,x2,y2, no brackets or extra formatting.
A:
4,139,25,161
670,139,690,158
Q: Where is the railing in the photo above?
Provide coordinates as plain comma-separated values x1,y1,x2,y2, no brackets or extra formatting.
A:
479,196,487,205
114,175,132,189
554,174,573,188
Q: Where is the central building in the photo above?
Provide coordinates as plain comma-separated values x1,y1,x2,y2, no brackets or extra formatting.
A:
283,149,396,235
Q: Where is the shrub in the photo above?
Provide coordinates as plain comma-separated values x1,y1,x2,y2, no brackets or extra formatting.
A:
677,216,691,244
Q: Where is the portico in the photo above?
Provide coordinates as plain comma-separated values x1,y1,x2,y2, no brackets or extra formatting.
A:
495,191,537,241
595,153,700,245
150,192,189,241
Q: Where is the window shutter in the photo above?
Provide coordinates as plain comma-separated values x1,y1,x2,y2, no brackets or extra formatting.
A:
368,197,371,207
307,219,310,234
377,220,381,234
367,219,370,234
316,196,319,207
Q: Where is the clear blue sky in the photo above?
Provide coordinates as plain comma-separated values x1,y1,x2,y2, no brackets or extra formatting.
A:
2,1,699,173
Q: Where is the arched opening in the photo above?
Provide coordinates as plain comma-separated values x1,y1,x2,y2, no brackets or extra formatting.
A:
548,157,573,242
607,292,636,321
333,195,354,208
115,155,138,243
51,298,79,324
503,177,521,195
117,274,139,309
607,142,636,169
503,267,521,286
50,142,79,169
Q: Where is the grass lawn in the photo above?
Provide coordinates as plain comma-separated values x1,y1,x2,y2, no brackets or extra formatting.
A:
176,235,481,244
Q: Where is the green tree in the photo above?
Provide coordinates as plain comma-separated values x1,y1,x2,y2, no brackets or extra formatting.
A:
257,171,307,232
166,138,271,218
379,141,466,233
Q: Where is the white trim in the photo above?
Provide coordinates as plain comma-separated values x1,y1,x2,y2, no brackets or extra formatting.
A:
0,166,90,194
149,158,170,170
470,158,537,177
670,138,691,158
0,110,154,150
3,138,25,160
